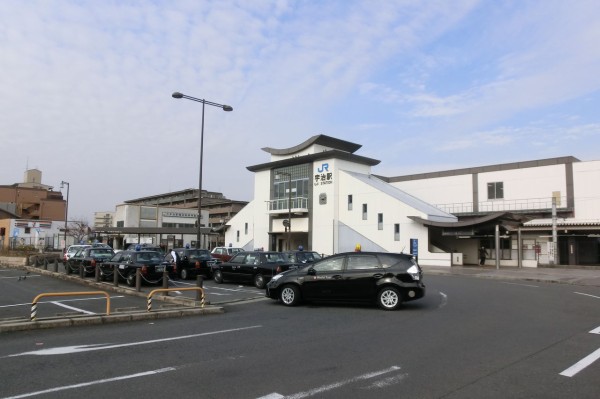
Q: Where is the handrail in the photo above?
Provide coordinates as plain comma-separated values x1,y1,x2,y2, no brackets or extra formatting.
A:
147,287,205,311
31,291,111,321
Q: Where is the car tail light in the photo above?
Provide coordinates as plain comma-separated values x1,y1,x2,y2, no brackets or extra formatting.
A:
91,259,96,267
276,266,282,274
195,261,200,269
141,265,148,275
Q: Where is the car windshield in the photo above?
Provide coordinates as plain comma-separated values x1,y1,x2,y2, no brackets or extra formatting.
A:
136,251,163,262
89,249,113,257
264,253,286,262
188,250,211,260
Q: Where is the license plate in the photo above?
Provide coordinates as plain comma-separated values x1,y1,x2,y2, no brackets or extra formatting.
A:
156,266,164,272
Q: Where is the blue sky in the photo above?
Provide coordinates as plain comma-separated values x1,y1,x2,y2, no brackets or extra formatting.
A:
1,0,599,221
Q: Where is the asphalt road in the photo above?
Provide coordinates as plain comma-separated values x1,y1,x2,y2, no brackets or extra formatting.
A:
1,275,599,398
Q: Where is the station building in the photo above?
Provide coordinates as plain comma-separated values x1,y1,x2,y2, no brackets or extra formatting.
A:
224,135,600,267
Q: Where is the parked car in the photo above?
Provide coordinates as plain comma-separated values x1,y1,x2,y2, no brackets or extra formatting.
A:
66,247,115,275
282,250,323,264
210,246,244,263
125,243,165,255
212,251,296,289
266,252,425,310
63,244,91,262
165,248,216,280
99,250,170,287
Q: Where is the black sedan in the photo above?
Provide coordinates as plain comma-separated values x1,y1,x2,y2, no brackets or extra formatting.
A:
165,248,216,280
66,247,115,276
99,250,170,287
212,251,296,289
266,252,425,310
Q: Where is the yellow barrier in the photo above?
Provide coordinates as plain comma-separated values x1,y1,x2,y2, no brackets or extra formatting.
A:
31,291,111,321
147,287,205,311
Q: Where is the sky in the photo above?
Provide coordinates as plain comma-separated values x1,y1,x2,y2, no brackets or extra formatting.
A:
1,0,599,222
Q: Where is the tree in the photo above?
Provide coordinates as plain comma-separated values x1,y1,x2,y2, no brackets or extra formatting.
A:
67,218,91,244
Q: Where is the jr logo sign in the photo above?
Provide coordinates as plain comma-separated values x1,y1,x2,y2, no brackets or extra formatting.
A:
317,163,329,173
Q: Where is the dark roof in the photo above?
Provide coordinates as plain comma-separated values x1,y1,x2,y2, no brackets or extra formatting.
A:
408,212,528,229
261,134,362,155
247,149,380,172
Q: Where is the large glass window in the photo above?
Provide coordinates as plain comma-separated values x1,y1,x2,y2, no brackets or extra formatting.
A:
272,165,311,210
312,257,344,272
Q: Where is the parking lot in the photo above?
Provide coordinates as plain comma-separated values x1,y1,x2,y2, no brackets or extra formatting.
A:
0,265,266,323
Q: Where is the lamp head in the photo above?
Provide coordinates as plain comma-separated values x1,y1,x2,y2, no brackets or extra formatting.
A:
172,92,183,99
222,105,233,112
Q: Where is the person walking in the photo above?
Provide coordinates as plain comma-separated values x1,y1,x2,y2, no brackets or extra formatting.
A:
478,246,488,266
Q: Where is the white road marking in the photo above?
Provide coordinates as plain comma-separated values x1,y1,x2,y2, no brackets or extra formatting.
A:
438,292,448,309
50,301,95,315
0,296,125,309
1,275,40,279
500,282,539,288
574,292,600,300
560,347,600,377
257,366,402,399
590,326,600,335
0,367,176,399
6,325,262,357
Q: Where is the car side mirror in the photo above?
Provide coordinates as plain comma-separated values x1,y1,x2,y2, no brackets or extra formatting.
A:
307,268,316,276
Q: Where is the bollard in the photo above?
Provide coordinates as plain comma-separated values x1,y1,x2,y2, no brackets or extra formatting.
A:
136,268,141,292
113,265,119,286
196,275,204,301
79,262,85,278
162,269,168,295
43,258,49,270
95,263,100,282
53,259,59,272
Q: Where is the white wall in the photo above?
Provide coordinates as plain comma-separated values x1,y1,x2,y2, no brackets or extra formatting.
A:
573,160,600,220
393,174,473,207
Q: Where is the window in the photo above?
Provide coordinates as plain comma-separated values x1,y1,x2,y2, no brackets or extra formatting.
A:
245,223,248,235
378,213,383,230
362,204,367,220
487,182,504,200
236,230,240,242
346,255,380,270
394,224,400,241
312,257,344,272
348,195,353,210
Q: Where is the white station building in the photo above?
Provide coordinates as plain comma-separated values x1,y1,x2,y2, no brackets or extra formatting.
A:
225,135,600,268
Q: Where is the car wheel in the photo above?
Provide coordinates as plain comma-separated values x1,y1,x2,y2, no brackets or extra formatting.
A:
180,268,189,280
280,285,300,306
213,270,223,284
377,286,402,310
254,274,265,289
126,271,136,287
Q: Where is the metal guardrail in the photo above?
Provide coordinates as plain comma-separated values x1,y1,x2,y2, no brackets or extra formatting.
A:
147,287,205,311
30,291,111,321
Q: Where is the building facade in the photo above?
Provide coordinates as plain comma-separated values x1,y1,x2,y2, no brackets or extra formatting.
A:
225,135,600,267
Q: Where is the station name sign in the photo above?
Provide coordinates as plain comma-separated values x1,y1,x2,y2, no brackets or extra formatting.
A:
314,163,333,186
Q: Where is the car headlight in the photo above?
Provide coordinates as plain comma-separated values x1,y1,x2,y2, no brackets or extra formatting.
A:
407,265,420,281
271,273,284,283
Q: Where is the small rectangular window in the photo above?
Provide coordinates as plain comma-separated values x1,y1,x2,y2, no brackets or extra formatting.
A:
236,230,240,242
362,204,367,220
245,223,248,235
348,195,353,210
378,213,383,230
394,224,400,241
487,182,504,200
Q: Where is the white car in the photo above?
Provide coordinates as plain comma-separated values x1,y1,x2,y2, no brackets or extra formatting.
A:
63,244,91,262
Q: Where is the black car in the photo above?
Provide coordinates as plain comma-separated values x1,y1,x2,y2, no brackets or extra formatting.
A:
282,250,323,265
165,248,216,280
99,250,170,287
212,251,296,289
66,247,115,276
266,252,425,310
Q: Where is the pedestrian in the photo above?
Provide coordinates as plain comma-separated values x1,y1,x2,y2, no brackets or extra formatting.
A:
478,246,488,266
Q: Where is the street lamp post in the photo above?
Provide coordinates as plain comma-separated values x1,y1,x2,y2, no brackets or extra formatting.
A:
276,172,292,250
60,181,70,249
172,92,233,248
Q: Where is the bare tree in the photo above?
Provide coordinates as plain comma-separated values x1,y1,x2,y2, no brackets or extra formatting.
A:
67,218,91,244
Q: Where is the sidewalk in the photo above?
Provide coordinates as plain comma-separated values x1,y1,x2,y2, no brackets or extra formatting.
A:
421,265,600,288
